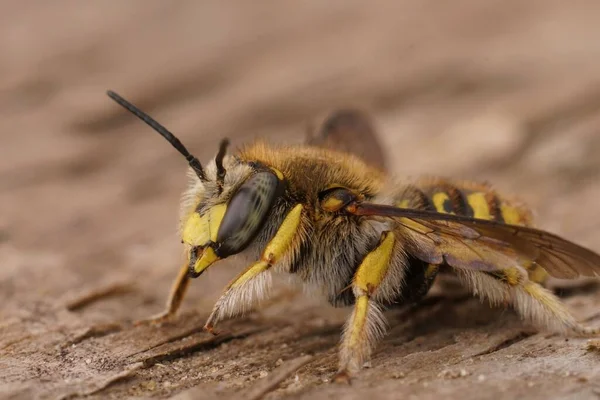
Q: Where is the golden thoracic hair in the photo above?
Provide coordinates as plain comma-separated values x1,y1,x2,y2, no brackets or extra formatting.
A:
237,141,386,200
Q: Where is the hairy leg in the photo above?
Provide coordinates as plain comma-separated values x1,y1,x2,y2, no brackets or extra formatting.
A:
204,204,304,333
458,270,599,335
335,231,396,382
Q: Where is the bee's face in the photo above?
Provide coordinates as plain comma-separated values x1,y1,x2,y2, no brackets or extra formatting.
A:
181,156,285,278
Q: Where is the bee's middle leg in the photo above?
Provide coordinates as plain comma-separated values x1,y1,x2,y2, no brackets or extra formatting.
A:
204,204,304,333
334,230,396,383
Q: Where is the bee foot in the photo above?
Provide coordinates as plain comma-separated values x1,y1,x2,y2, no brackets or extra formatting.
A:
133,312,174,327
331,370,353,385
203,322,220,336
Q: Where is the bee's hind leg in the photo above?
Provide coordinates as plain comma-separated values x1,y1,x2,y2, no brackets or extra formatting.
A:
334,231,396,383
204,204,304,333
134,262,190,326
458,270,600,336
516,280,600,336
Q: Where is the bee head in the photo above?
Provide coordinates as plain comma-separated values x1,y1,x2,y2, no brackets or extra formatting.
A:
106,91,285,279
180,156,285,278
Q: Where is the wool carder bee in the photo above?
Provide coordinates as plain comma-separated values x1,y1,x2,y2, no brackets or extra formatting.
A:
106,90,600,381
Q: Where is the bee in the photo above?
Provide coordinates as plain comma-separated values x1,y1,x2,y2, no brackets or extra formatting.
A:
106,90,600,382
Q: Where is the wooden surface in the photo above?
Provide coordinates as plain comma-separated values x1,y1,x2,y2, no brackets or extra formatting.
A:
2,1,600,399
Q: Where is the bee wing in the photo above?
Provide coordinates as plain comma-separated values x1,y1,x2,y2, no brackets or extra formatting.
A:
305,109,387,171
352,203,600,279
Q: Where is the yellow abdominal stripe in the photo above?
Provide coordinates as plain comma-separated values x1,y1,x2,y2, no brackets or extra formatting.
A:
467,192,525,224
432,192,452,214
466,192,491,219
499,203,521,225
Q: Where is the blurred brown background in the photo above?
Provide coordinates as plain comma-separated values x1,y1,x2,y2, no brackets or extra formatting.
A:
2,1,600,399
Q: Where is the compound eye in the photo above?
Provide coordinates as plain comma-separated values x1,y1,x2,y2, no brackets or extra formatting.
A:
319,186,359,212
216,171,282,257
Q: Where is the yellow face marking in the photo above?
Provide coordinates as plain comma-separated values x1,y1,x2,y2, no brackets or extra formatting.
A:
229,261,269,289
349,295,368,348
181,203,227,246
263,204,303,264
182,212,209,247
432,192,452,214
192,247,219,275
466,192,491,220
354,231,395,295
500,204,521,225
208,204,226,242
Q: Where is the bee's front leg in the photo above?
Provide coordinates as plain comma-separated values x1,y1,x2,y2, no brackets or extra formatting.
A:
334,231,396,383
204,204,304,333
134,262,190,326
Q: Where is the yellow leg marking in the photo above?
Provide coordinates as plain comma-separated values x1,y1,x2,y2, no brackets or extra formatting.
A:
263,204,303,263
523,282,556,311
458,269,599,337
230,261,269,289
354,231,395,294
337,231,395,378
348,295,369,349
424,264,439,279
502,267,522,286
528,265,549,284
432,192,452,214
466,192,491,219
225,203,303,289
519,281,599,336
204,204,303,331
135,262,190,325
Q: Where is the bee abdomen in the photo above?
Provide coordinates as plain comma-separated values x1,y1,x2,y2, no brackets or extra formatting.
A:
395,179,544,284
397,179,533,226
429,184,474,217
396,182,476,218
395,185,435,211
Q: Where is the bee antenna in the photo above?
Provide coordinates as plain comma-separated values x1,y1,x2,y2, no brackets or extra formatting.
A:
215,138,230,190
106,90,207,181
